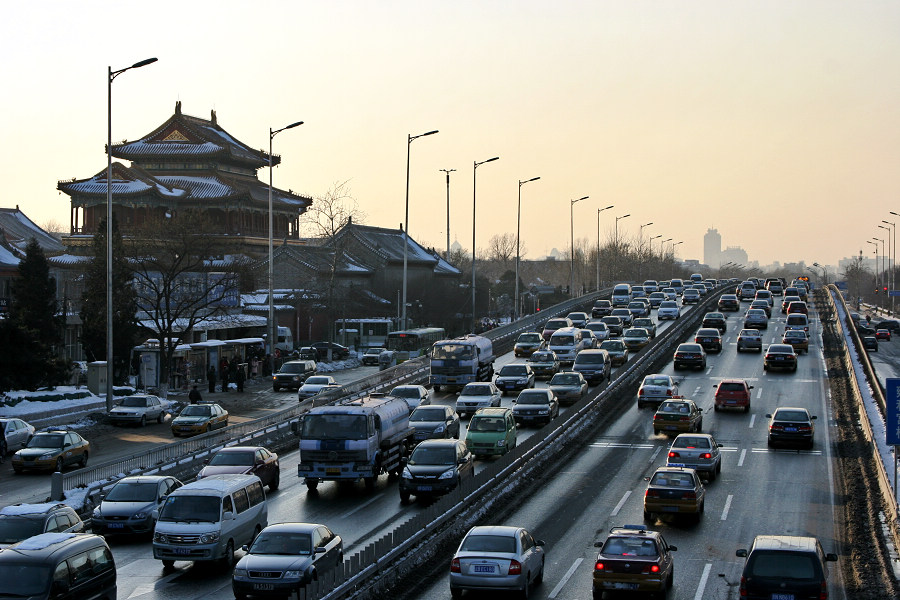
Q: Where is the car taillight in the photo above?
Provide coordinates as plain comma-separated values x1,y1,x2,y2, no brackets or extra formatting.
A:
666,389,673,396
641,564,660,574
639,388,645,396
653,414,662,421
679,416,690,422
700,453,712,459
508,559,522,575
668,451,680,458
820,580,828,599
799,425,812,432
594,561,605,571
765,354,772,360
645,489,660,498
739,576,747,596
683,491,696,499
450,558,461,573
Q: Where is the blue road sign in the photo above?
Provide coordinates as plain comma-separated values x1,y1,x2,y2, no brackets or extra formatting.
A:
889,290,900,297
887,379,900,445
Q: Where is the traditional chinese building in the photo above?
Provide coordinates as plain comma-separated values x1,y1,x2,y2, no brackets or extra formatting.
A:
58,101,312,254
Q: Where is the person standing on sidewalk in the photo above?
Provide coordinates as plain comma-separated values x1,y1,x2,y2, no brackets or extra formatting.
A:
189,385,203,404
236,364,245,393
207,365,216,394
221,358,230,392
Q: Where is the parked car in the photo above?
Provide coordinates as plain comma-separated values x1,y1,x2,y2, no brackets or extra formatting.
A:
400,439,474,503
410,404,461,442
512,388,559,425
232,523,343,597
0,503,84,549
197,446,280,491
450,525,545,598
361,347,386,366
91,475,182,536
455,382,502,417
310,341,350,360
0,417,35,455
107,394,169,426
735,535,837,599
170,402,229,437
388,384,431,410
12,430,90,473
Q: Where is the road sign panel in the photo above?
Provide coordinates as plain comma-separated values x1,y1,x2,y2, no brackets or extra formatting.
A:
887,379,900,445
889,290,900,297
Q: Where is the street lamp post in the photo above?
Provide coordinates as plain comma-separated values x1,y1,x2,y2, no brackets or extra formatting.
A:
401,129,439,331
649,235,662,262
440,168,456,260
874,237,886,312
596,205,614,291
268,120,304,372
107,56,157,411
614,214,630,281
637,222,653,280
879,223,893,314
812,262,828,285
886,215,898,314
866,240,879,310
472,156,500,332
569,196,589,297
515,176,540,320
661,238,672,263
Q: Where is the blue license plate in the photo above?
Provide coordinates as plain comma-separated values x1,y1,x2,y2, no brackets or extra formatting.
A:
771,594,795,600
785,427,798,432
173,547,191,555
254,583,275,591
107,523,125,529
417,485,432,491
473,565,495,573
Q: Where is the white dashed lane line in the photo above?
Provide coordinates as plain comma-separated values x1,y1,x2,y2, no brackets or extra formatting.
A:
721,494,734,520
549,558,584,599
611,491,632,516
738,448,747,467
693,563,713,600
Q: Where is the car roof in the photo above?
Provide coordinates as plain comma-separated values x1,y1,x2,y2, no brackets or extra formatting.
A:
697,328,720,335
116,475,174,484
768,344,795,352
0,502,69,517
215,446,264,453
718,378,748,385
472,407,511,416
467,525,521,537
677,343,702,350
259,522,325,535
1,533,106,562
415,439,461,449
749,535,820,552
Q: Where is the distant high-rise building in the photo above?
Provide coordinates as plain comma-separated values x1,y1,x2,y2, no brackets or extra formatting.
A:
704,228,722,268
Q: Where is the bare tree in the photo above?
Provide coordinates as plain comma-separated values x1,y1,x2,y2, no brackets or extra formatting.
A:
40,219,66,240
486,233,519,268
300,180,367,238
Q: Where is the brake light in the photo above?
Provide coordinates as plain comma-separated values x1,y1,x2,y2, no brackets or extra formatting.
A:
450,558,461,573
508,559,522,575
641,564,660,574
683,491,696,499
700,453,712,459
654,414,662,421
799,425,812,432
638,388,645,396
679,416,690,422
739,576,747,596
594,561,605,571
645,489,660,498
668,451,680,458
820,580,828,599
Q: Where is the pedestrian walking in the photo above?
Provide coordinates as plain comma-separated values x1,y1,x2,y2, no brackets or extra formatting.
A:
236,364,245,393
189,385,203,404
0,424,7,463
207,365,216,394
221,358,230,392
250,357,259,379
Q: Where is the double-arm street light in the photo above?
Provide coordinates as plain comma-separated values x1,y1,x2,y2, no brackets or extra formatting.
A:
614,214,630,281
661,238,672,261
879,223,893,312
886,214,897,313
401,129,439,331
515,177,540,320
812,262,828,285
637,222,653,280
874,236,886,311
596,205,614,291
268,120,304,370
570,196,589,297
440,168,456,260
649,235,662,260
472,156,500,331
107,56,157,411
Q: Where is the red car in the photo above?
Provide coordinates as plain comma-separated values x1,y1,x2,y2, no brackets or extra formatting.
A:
713,379,753,413
876,329,891,341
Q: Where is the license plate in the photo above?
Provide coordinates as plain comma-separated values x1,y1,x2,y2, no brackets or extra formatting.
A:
107,523,125,529
254,583,275,591
662,506,679,512
665,425,679,430
417,485,433,492
447,378,456,383
771,594,795,600
326,468,341,475
473,565,495,573
785,427,798,432
613,582,639,590
173,547,191,555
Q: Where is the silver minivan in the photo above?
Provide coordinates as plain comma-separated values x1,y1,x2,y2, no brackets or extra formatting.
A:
153,474,268,568
549,327,586,365
611,284,632,307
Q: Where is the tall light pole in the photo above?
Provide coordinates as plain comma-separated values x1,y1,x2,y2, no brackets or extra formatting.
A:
614,214,630,281
874,236,886,312
649,235,662,262
812,262,828,285
661,238,672,262
637,222,653,280
472,156,499,332
596,205,614,291
268,120,304,363
401,129,439,331
440,168,456,260
515,176,540,320
107,56,157,411
879,223,892,312
867,240,879,310
887,214,897,314
569,196,589,297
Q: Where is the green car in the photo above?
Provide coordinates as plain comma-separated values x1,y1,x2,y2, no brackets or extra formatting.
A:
465,407,517,457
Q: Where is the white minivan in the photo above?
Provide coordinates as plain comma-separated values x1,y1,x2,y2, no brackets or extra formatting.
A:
611,284,632,307
153,474,268,568
548,327,586,364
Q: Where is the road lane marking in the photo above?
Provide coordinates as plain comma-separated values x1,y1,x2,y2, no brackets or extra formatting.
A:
693,562,713,600
549,557,583,598
340,493,383,519
748,414,756,429
650,446,663,462
590,442,655,449
738,448,747,467
756,387,762,399
721,494,733,520
611,491,631,516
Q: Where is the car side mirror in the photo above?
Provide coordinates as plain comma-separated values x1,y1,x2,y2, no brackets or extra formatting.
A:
593,541,603,548
825,552,838,561
223,511,235,521
152,509,159,520
811,415,818,420
736,549,748,557
668,545,677,552
290,420,301,434
535,539,545,546
316,546,326,554
241,545,250,552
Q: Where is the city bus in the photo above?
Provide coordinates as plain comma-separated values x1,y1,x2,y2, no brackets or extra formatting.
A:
334,318,395,349
386,327,447,361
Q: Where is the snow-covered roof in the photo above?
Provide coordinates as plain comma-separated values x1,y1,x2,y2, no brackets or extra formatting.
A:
139,312,267,334
0,502,63,516
0,207,65,256
13,532,78,551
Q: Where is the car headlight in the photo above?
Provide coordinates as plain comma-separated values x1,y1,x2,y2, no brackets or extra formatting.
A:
92,507,100,517
233,568,248,578
40,452,57,460
439,469,456,480
199,532,220,544
154,533,168,543
433,424,445,434
292,376,301,381
402,468,413,479
537,408,549,414
496,439,507,447
133,512,148,520
283,570,303,579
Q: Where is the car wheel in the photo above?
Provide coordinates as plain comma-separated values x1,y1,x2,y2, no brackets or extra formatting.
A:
707,467,716,482
521,573,530,599
696,419,703,432
157,411,165,424
713,404,720,412
306,478,319,491
221,540,235,568
643,510,653,524
744,405,750,414
450,587,463,599
55,457,64,472
400,491,411,504
273,385,280,392
139,415,147,427
80,451,88,468
535,558,544,584
434,385,441,392
269,472,280,491
162,559,175,570
13,467,22,474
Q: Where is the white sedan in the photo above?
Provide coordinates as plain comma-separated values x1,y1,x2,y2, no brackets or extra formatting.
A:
107,395,170,426
657,301,681,320
297,375,338,400
455,382,502,418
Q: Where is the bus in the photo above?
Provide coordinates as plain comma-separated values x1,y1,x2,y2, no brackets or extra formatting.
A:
386,327,447,361
334,318,395,349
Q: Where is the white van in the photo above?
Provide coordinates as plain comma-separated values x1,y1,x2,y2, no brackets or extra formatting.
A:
670,278,685,296
153,474,268,568
548,327,586,364
611,284,632,307
785,313,809,333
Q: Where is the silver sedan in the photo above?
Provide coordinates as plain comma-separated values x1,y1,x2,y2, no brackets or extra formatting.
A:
450,525,545,598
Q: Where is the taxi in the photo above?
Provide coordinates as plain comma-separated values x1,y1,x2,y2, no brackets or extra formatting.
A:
643,466,706,523
782,329,809,354
652,399,703,435
170,402,229,437
592,525,676,597
11,430,90,473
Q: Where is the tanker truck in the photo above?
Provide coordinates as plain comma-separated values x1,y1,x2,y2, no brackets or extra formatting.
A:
297,394,414,490
429,334,495,392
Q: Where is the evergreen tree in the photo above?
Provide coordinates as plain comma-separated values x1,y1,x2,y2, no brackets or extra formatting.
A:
0,238,67,390
79,218,141,383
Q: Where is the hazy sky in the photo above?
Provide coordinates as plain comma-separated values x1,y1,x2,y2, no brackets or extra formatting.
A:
2,1,899,270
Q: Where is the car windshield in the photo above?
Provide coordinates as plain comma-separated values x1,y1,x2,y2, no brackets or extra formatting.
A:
306,377,331,385
575,353,605,365
660,302,677,308
390,387,420,398
119,397,149,407
697,329,719,336
500,366,528,376
159,495,220,523
460,534,517,553
739,330,760,337
672,436,710,449
209,451,254,466
301,414,368,440
409,446,456,466
549,335,574,346
747,552,818,580
529,353,553,362
651,472,694,487
643,376,670,386
602,536,658,557
518,334,542,343
624,329,647,338
410,407,446,422
105,481,158,502
0,516,44,544
469,417,507,432
706,313,724,319
365,348,383,355
250,531,312,556
774,410,809,422
769,345,794,353
677,344,702,352
0,564,52,595
600,341,624,351
180,406,211,417
660,402,690,413
719,383,745,392
517,392,550,405
461,385,492,396
28,434,64,449
279,363,308,374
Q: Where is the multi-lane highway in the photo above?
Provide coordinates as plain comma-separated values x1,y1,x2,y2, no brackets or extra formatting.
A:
0,297,855,599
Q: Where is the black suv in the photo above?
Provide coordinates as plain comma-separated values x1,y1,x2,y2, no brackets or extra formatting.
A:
736,535,837,599
0,503,84,548
310,341,351,360
272,360,317,391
